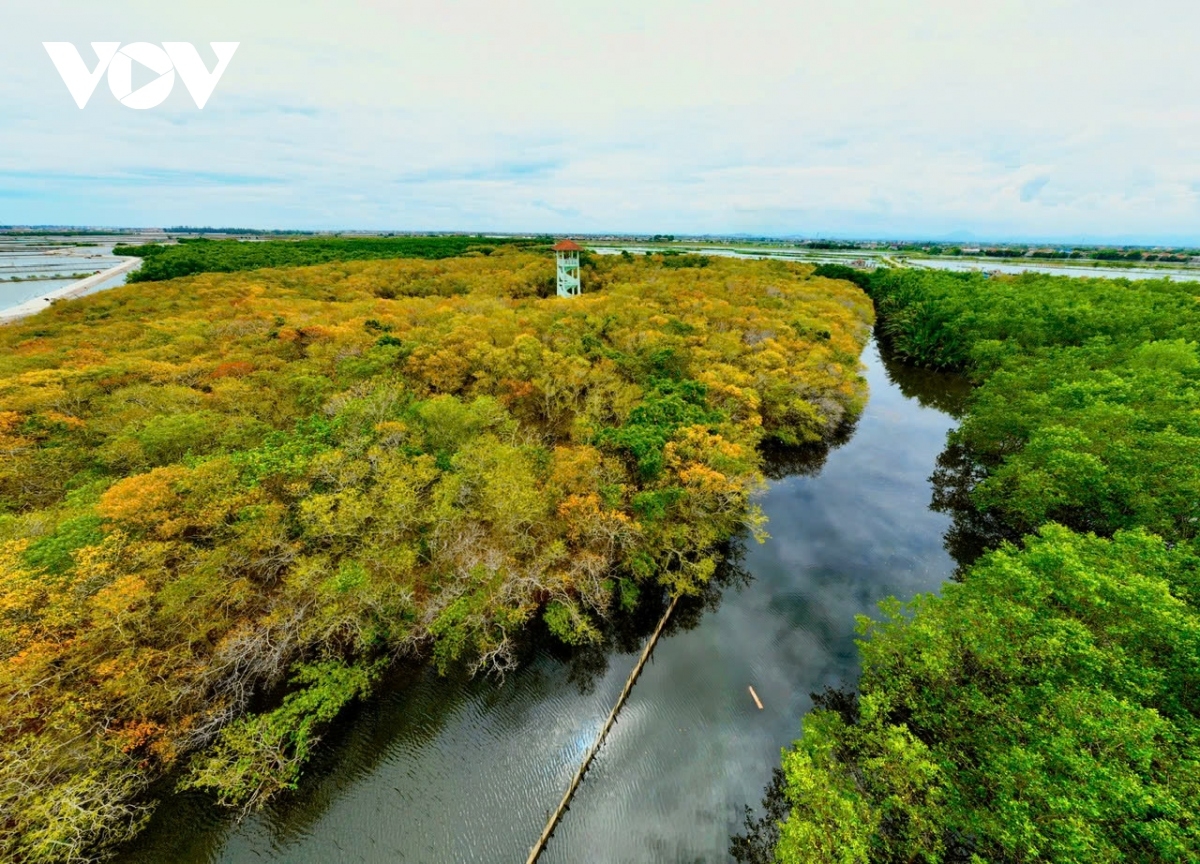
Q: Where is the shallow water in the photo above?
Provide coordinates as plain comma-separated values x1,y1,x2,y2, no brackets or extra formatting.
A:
910,256,1200,281
592,245,1200,282
0,279,82,308
0,244,132,312
114,338,967,864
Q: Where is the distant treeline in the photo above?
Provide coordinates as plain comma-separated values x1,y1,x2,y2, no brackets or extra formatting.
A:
115,235,545,282
915,246,1196,261
756,264,1200,864
165,227,315,235
802,240,860,250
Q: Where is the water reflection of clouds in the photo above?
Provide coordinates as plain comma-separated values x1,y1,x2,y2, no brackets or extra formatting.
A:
546,339,961,862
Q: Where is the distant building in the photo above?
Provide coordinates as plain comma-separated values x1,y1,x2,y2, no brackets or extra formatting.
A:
553,239,582,297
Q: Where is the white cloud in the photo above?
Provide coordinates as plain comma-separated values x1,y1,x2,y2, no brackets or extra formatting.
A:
1,0,1198,240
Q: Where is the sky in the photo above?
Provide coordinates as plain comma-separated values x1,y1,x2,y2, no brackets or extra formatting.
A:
2,0,1199,243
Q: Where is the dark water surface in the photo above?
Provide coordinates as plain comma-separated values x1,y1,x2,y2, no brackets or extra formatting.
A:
115,338,967,864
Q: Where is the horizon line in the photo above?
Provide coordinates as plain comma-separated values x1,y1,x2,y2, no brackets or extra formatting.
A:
2,225,1199,249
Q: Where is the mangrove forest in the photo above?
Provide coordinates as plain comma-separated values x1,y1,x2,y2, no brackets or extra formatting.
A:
0,247,872,862
757,266,1200,864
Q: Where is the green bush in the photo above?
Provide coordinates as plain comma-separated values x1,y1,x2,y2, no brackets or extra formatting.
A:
115,235,538,282
767,266,1200,864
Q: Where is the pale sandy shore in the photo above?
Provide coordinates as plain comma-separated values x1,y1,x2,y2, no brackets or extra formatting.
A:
0,257,141,326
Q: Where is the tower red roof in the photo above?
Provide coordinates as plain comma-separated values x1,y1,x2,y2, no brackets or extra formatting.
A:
552,239,583,252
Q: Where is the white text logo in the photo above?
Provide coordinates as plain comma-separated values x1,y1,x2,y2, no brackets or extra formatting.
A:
43,42,239,110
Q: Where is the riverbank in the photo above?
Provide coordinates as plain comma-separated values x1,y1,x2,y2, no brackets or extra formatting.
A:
109,337,968,864
767,266,1200,864
0,252,874,863
0,257,141,324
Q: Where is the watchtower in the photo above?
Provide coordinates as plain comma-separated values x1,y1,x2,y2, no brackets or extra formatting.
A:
553,239,582,297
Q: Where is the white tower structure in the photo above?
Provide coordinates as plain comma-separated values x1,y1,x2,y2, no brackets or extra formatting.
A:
553,239,582,297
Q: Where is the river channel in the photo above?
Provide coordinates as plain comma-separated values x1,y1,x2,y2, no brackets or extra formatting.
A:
114,337,969,864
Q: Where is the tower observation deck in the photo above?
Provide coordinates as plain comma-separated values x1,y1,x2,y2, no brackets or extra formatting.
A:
553,239,582,297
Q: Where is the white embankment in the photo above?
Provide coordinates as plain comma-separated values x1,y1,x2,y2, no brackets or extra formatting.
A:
0,257,142,325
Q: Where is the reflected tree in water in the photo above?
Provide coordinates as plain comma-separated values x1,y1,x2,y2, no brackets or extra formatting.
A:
929,441,1023,573
875,331,973,418
730,687,860,864
759,423,856,482
548,533,755,695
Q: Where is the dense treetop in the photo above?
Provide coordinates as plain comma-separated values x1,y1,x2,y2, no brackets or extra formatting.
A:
0,249,871,862
113,235,542,282
764,268,1200,864
867,268,1200,542
866,267,1200,371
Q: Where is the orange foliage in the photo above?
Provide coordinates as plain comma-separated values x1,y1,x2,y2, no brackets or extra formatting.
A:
97,466,188,536
0,249,872,859
211,360,255,379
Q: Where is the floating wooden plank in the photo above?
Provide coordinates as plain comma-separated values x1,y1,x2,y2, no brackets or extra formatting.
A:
525,593,681,864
